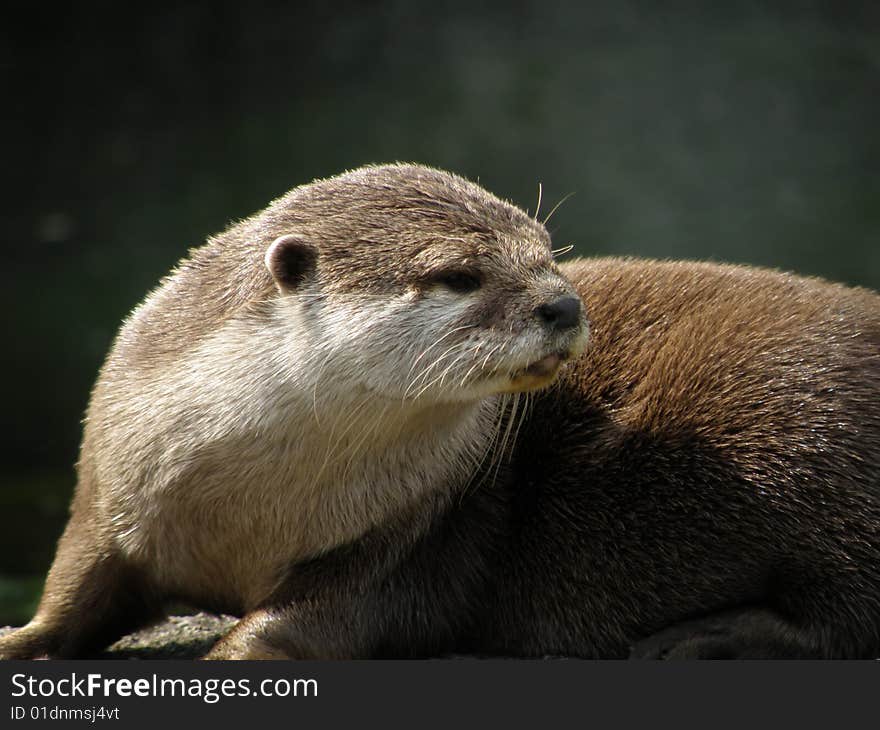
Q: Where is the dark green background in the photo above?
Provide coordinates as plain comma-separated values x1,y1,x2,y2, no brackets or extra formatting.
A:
2,1,878,624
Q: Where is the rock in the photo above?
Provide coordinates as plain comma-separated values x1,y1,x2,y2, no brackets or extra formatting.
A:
0,613,237,659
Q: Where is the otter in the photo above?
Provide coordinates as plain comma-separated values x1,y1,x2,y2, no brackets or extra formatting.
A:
2,164,879,659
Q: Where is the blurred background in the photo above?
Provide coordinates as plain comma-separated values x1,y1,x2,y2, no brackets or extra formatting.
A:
2,1,878,625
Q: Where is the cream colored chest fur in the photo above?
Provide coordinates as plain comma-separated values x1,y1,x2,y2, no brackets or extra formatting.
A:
87,302,495,609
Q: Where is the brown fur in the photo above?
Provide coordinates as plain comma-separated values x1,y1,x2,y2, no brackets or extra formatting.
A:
215,258,880,660
2,164,879,660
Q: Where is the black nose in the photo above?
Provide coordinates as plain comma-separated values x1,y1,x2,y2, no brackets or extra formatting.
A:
536,295,582,331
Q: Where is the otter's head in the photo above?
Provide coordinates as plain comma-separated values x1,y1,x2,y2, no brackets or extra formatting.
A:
262,163,588,404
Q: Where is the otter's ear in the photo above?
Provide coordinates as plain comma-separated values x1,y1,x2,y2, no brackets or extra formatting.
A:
265,234,318,292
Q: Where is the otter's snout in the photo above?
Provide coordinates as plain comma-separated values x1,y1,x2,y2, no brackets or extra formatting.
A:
536,295,582,332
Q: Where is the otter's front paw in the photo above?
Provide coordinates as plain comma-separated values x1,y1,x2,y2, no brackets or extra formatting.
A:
629,608,817,660
630,625,741,660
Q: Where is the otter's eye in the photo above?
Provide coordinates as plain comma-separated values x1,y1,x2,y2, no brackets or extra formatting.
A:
433,270,482,294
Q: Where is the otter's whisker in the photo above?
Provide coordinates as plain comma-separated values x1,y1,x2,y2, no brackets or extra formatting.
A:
479,343,504,375
404,346,459,399
411,343,471,400
487,394,522,491
459,343,488,387
406,324,477,383
310,394,376,489
499,394,521,462
311,346,337,424
460,394,511,502
509,392,532,463
551,244,574,258
437,347,471,389
543,191,575,225
405,340,469,400
340,401,392,486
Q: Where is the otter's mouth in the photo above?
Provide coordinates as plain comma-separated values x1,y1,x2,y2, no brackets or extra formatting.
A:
479,345,582,396
496,352,570,394
509,350,574,384
520,352,563,378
